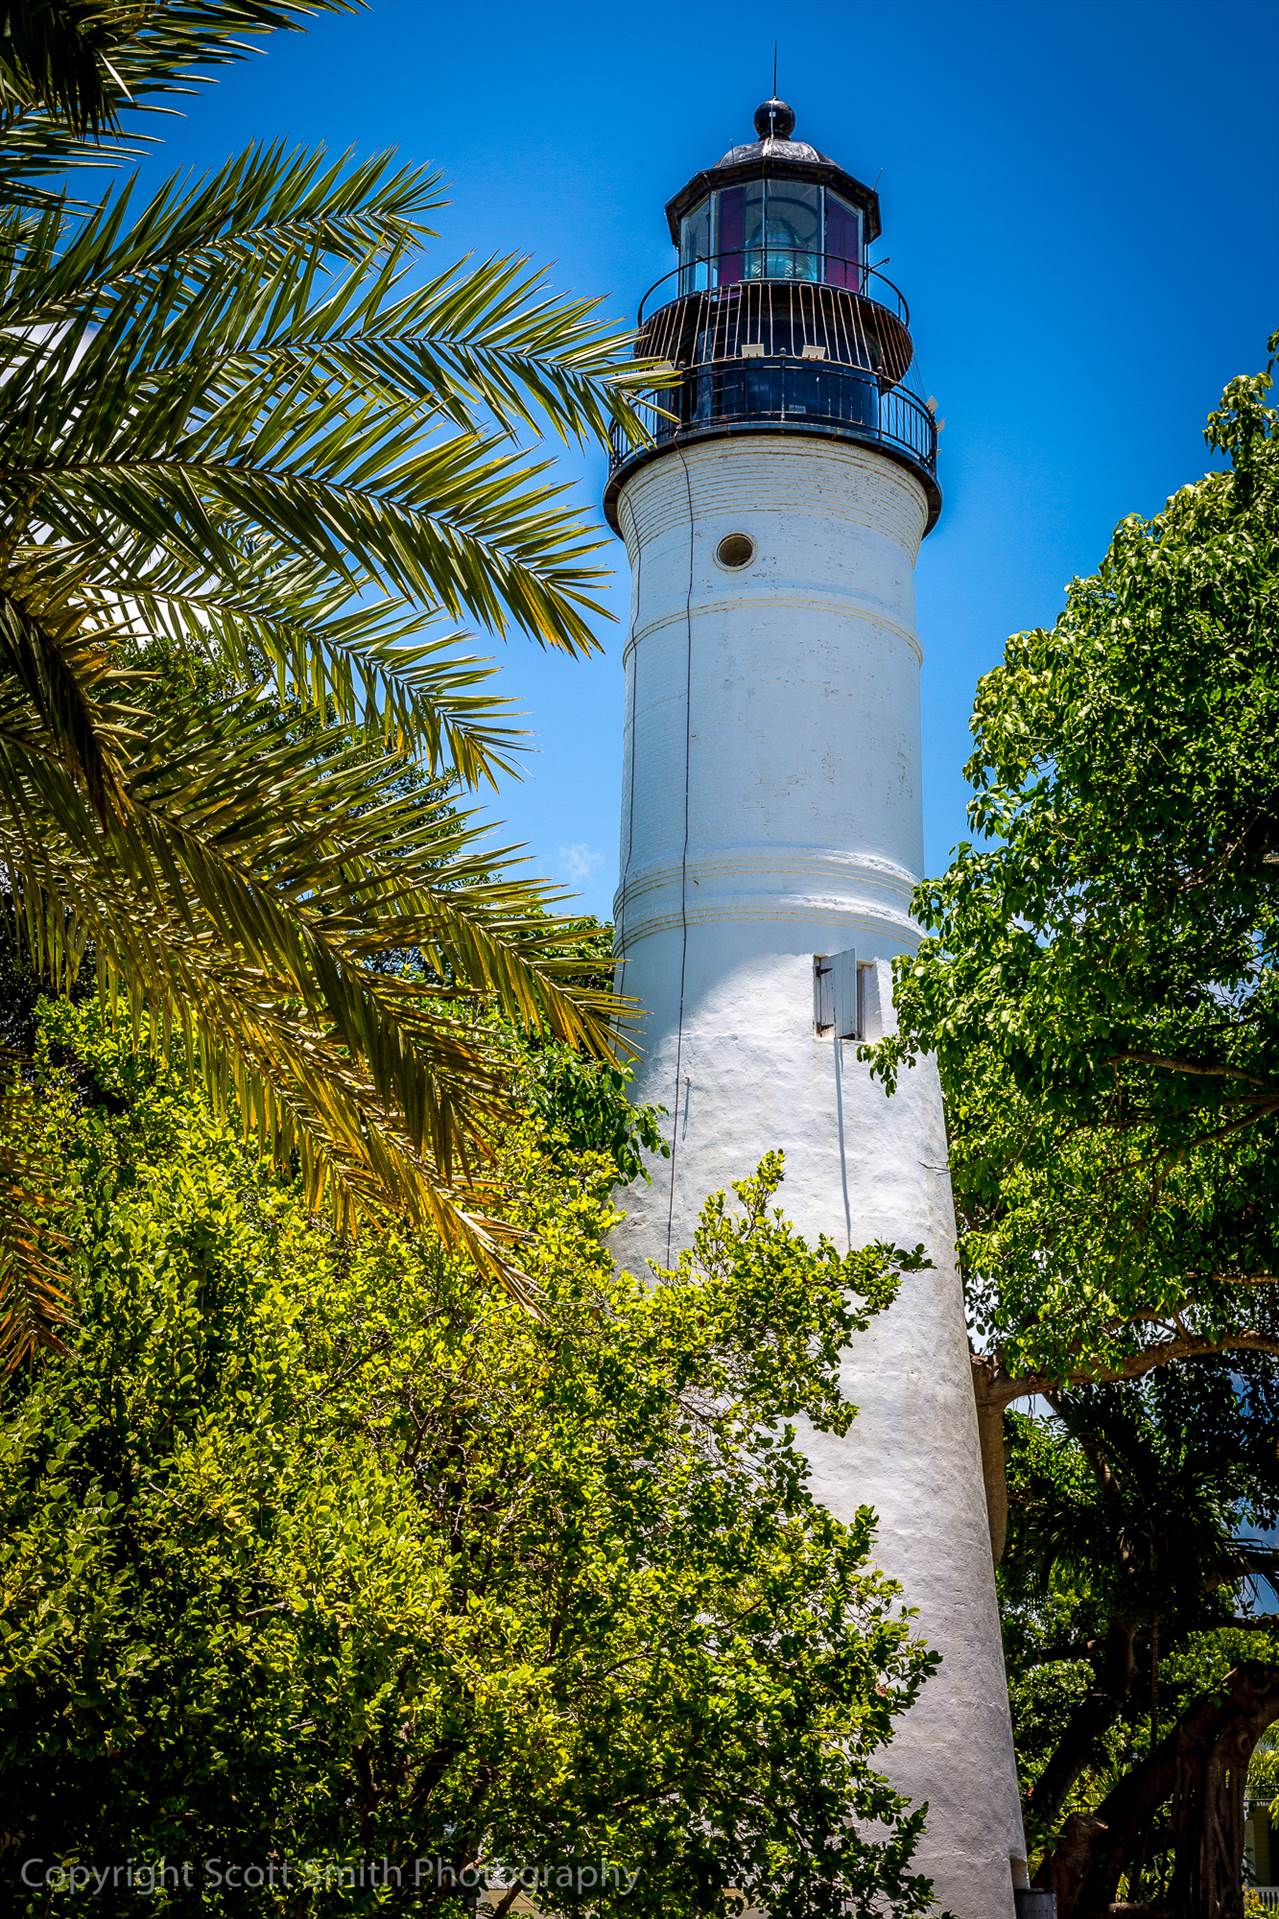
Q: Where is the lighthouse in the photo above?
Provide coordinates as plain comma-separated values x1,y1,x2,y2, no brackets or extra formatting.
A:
605,101,1027,1916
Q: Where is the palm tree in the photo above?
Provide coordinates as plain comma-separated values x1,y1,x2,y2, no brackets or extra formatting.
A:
0,2,654,1360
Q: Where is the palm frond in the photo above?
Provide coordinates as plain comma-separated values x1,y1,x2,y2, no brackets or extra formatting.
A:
0,639,629,1320
0,1118,74,1367
0,46,652,1342
107,577,527,783
0,2,360,185
0,146,657,757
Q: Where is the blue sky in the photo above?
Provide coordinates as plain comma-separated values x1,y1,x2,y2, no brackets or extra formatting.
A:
128,0,1277,919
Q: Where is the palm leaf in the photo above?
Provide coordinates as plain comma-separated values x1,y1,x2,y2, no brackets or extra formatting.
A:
0,621,630,1322
0,1112,74,1367
0,2,360,186
0,147,658,768
0,27,657,1354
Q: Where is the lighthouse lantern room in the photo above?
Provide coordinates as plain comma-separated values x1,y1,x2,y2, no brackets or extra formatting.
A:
605,96,938,535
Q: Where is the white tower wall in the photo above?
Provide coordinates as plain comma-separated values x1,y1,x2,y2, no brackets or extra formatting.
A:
611,435,1025,1917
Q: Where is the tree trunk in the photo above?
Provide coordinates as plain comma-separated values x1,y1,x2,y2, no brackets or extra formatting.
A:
1168,1662,1279,1918
1026,1622,1135,1839
1036,1661,1279,1919
973,1359,1010,1563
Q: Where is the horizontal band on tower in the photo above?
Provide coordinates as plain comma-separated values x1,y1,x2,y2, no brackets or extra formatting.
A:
618,844,920,902
614,846,922,948
621,592,924,669
613,894,923,949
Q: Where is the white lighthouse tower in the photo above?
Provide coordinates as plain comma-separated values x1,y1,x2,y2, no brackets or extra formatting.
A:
606,100,1027,1916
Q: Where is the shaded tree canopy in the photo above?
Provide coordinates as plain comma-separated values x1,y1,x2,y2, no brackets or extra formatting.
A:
0,998,936,1918
1000,1365,1279,1914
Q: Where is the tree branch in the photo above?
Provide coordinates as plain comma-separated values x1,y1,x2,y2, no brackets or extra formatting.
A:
981,1328,1279,1412
971,1327,1279,1565
1106,1050,1271,1087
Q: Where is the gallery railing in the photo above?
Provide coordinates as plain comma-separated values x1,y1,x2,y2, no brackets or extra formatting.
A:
608,364,937,478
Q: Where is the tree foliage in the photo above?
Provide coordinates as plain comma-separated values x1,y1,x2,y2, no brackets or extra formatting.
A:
0,3,359,166
0,1001,935,1917
868,344,1279,1559
0,0,662,1350
999,1367,1279,1911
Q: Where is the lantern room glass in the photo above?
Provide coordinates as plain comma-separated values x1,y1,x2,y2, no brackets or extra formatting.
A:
825,194,862,290
677,184,864,293
678,200,712,293
762,181,821,280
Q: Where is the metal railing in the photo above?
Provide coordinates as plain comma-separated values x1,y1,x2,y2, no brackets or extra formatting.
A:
638,252,910,327
633,255,917,394
605,249,938,520
609,360,937,478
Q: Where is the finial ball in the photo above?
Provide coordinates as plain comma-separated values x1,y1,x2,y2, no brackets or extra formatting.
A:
754,97,796,139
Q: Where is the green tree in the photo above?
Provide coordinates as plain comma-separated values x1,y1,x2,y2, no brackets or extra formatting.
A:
870,344,1279,1558
0,1,657,1356
998,1365,1279,1912
0,999,936,1918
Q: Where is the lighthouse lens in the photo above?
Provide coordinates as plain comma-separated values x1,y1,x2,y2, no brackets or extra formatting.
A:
766,183,822,281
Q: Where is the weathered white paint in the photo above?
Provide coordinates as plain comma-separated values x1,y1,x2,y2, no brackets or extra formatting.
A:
610,435,1026,1917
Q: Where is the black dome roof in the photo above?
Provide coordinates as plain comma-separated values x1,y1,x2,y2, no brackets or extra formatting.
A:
714,96,831,168
664,99,881,246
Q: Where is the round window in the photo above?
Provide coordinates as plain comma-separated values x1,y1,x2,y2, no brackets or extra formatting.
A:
715,532,756,570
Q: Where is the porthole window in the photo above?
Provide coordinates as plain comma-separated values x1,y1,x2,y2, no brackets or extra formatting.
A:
715,532,756,570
